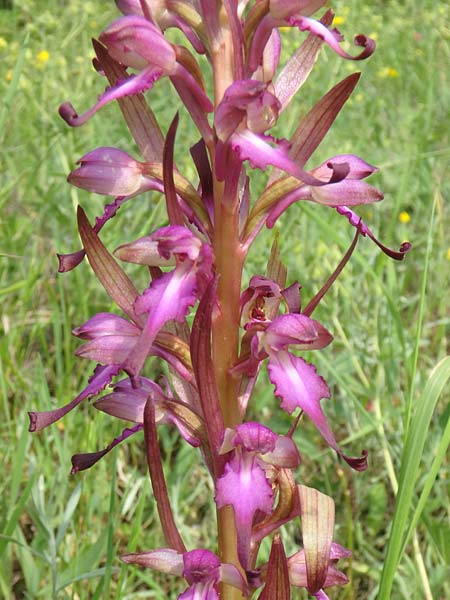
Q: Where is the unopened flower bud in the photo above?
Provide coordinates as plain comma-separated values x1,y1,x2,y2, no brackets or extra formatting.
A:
68,147,146,196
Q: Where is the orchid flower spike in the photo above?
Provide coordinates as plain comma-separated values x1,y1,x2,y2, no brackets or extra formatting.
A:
29,2,410,597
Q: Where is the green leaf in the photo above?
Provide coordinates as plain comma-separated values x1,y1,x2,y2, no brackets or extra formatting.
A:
55,483,82,549
378,356,450,599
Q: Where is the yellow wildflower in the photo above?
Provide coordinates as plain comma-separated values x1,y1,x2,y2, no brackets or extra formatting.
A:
446,248,450,261
36,50,50,66
399,211,410,223
377,66,399,79
0,37,8,49
333,16,346,26
5,69,13,82
386,67,399,77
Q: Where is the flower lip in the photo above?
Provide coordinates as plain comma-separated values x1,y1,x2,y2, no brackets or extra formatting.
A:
182,549,221,584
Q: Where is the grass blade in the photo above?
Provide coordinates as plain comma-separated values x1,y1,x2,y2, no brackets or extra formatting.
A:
378,356,450,599
0,34,29,142
400,385,450,558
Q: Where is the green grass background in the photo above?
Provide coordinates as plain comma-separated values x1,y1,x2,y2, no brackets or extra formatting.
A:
1,0,449,598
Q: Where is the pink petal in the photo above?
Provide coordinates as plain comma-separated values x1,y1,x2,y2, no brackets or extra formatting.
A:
75,335,138,364
73,312,139,339
289,16,376,60
231,130,344,187
215,454,273,568
268,350,330,415
92,39,164,162
179,583,218,600
59,66,163,127
264,313,333,351
71,423,142,473
312,154,378,181
224,422,277,454
68,146,159,197
121,548,184,574
94,377,158,422
28,364,120,432
182,549,220,584
99,15,176,71
337,205,412,260
267,351,367,470
310,179,384,206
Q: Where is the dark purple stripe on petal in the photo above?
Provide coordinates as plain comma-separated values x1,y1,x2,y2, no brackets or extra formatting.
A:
223,0,245,80
298,484,334,595
77,206,143,325
286,73,361,169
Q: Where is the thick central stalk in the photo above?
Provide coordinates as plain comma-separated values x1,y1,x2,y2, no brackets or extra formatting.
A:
212,186,243,426
211,16,246,598
213,176,245,599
